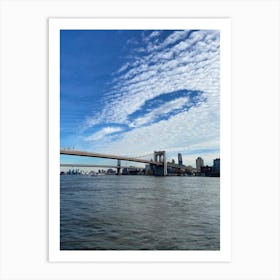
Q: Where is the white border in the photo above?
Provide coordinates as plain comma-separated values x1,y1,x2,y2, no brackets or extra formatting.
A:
49,18,231,262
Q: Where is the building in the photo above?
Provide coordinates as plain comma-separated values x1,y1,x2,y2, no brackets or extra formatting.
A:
145,164,153,175
106,168,116,175
178,153,183,165
122,167,143,175
200,165,213,176
213,158,220,172
212,158,220,176
196,157,204,172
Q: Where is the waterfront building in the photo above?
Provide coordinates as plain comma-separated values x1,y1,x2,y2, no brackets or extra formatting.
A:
178,153,183,165
145,164,153,175
213,158,220,172
200,165,213,176
212,158,220,177
122,167,143,175
107,168,116,175
196,157,204,172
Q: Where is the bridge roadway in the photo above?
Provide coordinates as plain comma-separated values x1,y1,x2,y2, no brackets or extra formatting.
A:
60,163,142,169
60,149,162,166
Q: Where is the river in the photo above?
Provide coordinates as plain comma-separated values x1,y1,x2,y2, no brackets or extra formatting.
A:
60,175,220,250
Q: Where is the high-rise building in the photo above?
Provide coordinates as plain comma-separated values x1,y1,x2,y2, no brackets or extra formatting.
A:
213,158,220,173
196,157,204,172
178,153,183,165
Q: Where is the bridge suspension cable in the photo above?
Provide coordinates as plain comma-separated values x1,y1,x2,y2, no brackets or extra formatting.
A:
132,153,154,159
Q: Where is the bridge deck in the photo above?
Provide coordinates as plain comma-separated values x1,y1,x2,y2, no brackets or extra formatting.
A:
60,163,142,169
60,149,162,165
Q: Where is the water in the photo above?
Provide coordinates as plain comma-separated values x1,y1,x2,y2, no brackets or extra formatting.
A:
60,175,220,250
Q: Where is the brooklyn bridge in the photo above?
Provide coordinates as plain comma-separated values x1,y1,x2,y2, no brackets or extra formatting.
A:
60,149,191,176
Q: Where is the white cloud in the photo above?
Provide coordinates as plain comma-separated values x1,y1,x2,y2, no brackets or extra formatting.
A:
146,30,189,53
149,31,161,38
116,62,129,73
130,96,190,127
93,101,219,157
84,126,124,141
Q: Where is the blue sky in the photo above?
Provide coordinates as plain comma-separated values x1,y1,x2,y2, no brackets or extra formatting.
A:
60,29,220,167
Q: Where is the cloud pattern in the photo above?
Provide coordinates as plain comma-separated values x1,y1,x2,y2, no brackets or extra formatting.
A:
81,30,220,164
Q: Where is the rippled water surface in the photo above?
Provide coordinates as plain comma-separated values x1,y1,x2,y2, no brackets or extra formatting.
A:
60,175,220,250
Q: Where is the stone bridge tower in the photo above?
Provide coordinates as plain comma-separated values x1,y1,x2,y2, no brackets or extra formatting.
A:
153,151,167,176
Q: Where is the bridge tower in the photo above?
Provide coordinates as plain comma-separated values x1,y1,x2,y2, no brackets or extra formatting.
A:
153,151,167,176
117,159,121,175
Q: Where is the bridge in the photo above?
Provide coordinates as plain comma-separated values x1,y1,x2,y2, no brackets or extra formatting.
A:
60,163,143,169
60,149,162,165
60,149,190,176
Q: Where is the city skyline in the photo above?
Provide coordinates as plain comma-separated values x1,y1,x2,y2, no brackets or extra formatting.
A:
60,29,220,166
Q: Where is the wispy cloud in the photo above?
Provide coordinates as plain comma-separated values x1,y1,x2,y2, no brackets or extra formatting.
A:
130,96,190,127
116,62,130,74
149,30,162,39
84,126,124,141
